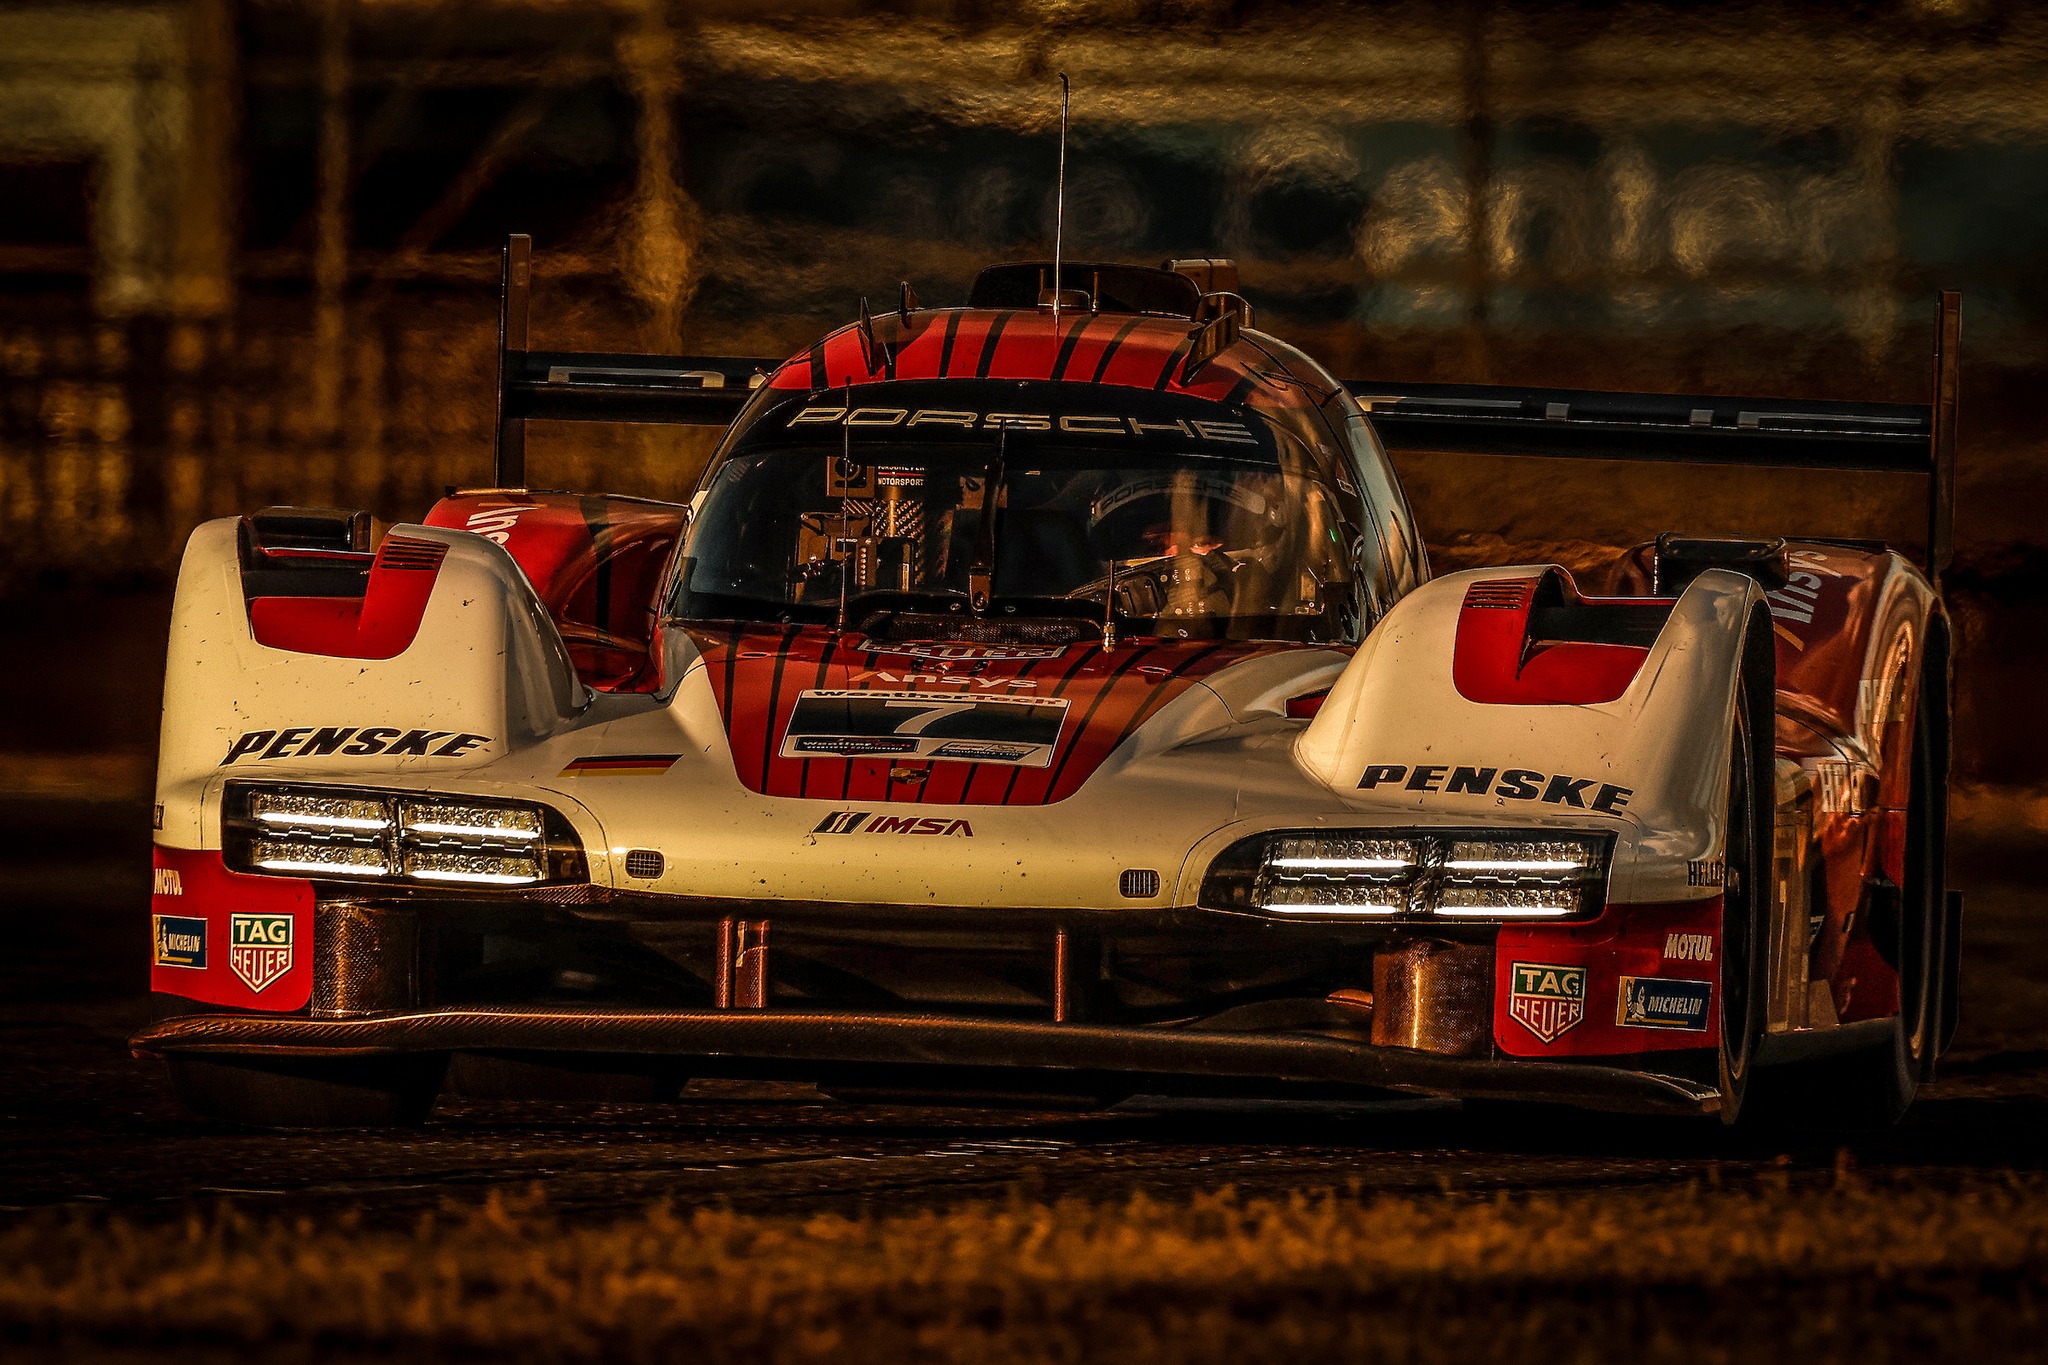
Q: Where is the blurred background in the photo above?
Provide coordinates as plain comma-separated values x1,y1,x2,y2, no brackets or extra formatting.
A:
0,0,2042,811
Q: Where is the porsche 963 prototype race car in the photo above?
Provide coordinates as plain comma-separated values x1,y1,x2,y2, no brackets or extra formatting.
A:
133,240,1964,1129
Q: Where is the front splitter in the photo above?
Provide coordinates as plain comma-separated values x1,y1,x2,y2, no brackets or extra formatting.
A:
131,1007,1720,1116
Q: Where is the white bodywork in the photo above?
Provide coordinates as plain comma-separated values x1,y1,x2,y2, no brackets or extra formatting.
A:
158,519,1759,914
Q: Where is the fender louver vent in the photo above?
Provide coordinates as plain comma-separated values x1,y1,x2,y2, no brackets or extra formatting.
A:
623,849,665,879
375,537,448,572
1463,580,1533,611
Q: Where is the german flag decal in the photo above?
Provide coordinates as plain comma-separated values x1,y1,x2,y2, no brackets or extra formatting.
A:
559,754,681,777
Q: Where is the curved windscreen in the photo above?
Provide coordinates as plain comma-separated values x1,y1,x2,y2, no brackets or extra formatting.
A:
674,416,1367,642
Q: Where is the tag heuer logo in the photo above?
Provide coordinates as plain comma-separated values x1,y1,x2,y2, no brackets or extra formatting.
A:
1507,961,1586,1043
229,913,294,993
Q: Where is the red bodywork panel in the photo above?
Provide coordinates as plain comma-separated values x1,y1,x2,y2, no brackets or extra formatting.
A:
1615,539,1937,1027
1452,574,1656,705
1493,899,1722,1057
768,309,1327,420
424,492,686,692
246,535,446,659
149,846,314,1012
686,624,1283,805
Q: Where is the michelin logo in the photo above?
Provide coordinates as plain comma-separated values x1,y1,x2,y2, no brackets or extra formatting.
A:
153,914,207,969
1617,975,1712,1031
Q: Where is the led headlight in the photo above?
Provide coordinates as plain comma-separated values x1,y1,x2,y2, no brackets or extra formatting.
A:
1435,838,1597,917
1201,829,1610,922
250,836,389,878
398,802,542,843
1259,835,1419,915
250,790,390,833
397,799,544,884
224,783,584,887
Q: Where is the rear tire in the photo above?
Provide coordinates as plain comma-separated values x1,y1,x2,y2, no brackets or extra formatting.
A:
1717,652,1772,1125
1744,672,1944,1130
168,1052,446,1128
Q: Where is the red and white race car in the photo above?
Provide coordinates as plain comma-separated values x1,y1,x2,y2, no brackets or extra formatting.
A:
132,241,1963,1129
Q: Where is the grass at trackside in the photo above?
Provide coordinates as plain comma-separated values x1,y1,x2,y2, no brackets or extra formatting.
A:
3,1170,2045,1363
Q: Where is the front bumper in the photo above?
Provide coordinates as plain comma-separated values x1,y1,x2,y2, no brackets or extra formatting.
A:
130,1006,1719,1116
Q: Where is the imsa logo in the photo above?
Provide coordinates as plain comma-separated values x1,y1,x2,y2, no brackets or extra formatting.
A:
1507,962,1586,1044
812,811,974,837
229,913,294,994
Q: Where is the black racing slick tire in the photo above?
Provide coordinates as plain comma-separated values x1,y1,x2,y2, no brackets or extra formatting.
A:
1744,651,1947,1131
168,1052,447,1128
1716,623,1773,1126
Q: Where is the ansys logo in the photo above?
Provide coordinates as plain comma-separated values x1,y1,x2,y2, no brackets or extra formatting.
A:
229,913,294,993
1507,962,1587,1044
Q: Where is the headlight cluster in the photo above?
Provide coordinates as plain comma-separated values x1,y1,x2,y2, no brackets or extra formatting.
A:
224,783,586,887
1201,829,1609,922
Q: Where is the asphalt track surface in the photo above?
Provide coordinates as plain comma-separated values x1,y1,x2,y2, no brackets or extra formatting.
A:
5,796,2047,1232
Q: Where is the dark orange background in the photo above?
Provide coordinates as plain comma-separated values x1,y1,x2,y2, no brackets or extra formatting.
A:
0,0,2041,799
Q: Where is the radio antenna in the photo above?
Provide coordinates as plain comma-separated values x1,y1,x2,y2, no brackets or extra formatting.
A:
1052,72,1070,323
837,388,854,632
1101,556,1118,652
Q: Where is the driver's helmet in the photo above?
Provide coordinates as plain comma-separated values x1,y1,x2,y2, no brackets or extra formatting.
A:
1086,470,1284,562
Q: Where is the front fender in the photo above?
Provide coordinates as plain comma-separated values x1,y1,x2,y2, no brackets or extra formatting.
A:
1295,565,1766,904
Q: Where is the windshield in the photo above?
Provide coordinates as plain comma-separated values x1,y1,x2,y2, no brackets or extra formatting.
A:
674,435,1366,643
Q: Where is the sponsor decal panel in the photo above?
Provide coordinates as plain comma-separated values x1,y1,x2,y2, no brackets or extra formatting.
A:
152,867,184,896
1663,932,1715,962
153,914,207,969
221,727,492,765
782,690,1068,767
930,741,1038,763
813,811,974,837
229,913,294,994
848,669,1041,692
1507,962,1586,1043
855,639,1066,662
1617,975,1713,1031
1357,762,1634,813
1686,859,1725,887
560,754,682,777
792,736,915,757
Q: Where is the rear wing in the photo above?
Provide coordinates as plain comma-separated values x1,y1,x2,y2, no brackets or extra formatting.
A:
1350,291,1961,575
491,237,775,486
487,235,1961,576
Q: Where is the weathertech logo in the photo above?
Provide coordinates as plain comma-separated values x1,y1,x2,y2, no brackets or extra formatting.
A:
812,811,974,837
229,913,294,993
1507,962,1586,1044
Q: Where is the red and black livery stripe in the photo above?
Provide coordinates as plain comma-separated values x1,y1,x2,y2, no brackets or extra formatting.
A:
685,625,1286,806
764,308,1322,418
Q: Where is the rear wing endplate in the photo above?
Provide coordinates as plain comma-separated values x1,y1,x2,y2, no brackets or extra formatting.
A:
1347,292,1961,575
491,237,776,486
